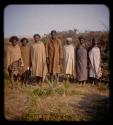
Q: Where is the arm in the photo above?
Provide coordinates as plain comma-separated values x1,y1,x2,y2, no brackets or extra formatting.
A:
59,39,63,65
93,48,101,76
18,47,24,67
29,45,33,68
45,41,49,64
6,47,10,70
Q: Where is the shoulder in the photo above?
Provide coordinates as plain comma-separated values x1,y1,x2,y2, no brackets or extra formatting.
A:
57,38,61,43
93,47,100,51
27,44,30,49
16,44,21,49
41,42,45,48
30,44,34,49
45,40,50,45
63,44,67,48
7,45,11,50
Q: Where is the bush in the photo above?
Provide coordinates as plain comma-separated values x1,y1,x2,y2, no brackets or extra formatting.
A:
97,83,107,92
4,70,10,81
55,88,64,95
33,87,54,97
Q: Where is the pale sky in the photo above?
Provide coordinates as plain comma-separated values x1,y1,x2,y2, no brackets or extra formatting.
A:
4,4,109,38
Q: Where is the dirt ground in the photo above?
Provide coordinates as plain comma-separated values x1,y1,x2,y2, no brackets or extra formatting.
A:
4,80,109,121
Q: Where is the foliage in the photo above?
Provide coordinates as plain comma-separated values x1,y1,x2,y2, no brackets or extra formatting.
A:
33,87,54,97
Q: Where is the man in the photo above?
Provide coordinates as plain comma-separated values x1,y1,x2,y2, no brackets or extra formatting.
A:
20,38,30,85
6,36,24,83
45,30,63,84
63,37,75,81
76,36,88,85
30,34,47,86
88,38,102,85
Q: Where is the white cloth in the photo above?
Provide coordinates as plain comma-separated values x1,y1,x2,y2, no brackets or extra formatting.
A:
66,37,72,42
89,46,101,79
63,44,75,76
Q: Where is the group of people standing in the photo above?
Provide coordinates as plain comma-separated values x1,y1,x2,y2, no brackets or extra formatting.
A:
6,30,102,86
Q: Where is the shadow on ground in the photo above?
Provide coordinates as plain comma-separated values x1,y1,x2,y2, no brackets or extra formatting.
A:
69,92,110,121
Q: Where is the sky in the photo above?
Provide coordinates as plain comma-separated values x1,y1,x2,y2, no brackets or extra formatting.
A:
4,4,109,38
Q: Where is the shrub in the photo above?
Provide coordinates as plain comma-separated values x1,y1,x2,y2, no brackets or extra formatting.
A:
33,87,54,97
55,88,64,95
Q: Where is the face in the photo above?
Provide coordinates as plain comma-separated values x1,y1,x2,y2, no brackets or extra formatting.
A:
80,39,85,45
93,42,98,47
12,39,18,46
34,36,40,42
51,32,57,40
22,40,27,46
66,40,71,45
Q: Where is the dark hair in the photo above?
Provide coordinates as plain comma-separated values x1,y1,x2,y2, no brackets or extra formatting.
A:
33,34,41,38
9,36,19,42
92,38,98,46
51,30,57,35
78,35,85,41
20,38,29,43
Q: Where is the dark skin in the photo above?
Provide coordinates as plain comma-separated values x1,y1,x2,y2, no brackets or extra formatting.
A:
32,35,43,85
66,40,71,45
79,38,85,46
30,35,40,68
47,31,63,66
22,40,28,46
8,39,21,83
34,35,40,43
91,41,99,85
47,31,62,83
64,40,72,81
11,39,18,46
79,38,87,85
8,40,18,71
51,32,57,40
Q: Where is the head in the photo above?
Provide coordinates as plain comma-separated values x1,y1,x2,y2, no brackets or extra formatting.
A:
33,34,41,43
9,36,19,46
92,38,98,47
20,38,29,46
51,30,57,40
66,37,72,45
78,36,85,45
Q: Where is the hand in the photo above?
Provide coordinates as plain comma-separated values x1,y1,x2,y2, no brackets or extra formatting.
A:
8,65,12,71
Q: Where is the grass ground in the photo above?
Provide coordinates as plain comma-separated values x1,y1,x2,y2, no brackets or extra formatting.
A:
4,78,109,121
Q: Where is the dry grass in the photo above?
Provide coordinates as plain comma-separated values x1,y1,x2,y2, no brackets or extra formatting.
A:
4,79,109,121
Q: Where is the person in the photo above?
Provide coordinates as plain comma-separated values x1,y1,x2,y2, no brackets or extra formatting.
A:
88,38,102,85
6,36,24,83
30,34,47,86
20,38,30,85
76,36,88,85
45,30,63,84
63,37,75,82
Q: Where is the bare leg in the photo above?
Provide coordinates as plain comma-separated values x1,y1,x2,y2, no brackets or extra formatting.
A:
83,81,86,86
50,73,53,83
36,76,42,86
94,78,98,86
55,73,59,84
